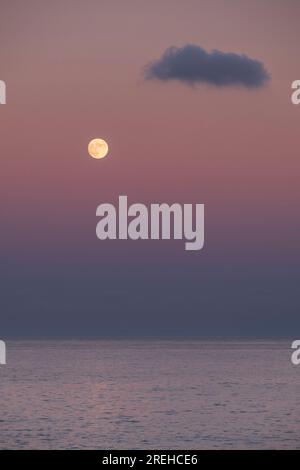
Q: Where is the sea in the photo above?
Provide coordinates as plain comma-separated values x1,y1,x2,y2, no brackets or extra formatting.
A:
0,339,299,449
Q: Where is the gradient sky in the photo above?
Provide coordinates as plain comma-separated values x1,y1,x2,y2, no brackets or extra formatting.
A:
0,0,299,336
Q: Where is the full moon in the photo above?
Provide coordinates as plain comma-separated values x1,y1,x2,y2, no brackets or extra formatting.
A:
88,138,109,159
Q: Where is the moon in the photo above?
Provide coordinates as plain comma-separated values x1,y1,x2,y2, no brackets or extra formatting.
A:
88,138,109,159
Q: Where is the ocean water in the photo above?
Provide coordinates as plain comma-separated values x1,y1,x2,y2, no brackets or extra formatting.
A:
0,339,299,449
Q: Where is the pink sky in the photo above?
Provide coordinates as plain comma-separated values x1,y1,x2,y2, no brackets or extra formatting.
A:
1,1,300,337
0,0,299,267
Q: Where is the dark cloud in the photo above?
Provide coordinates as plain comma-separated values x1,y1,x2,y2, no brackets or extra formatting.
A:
144,44,270,88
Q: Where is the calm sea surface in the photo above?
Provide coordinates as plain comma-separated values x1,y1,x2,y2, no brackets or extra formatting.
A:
0,339,299,449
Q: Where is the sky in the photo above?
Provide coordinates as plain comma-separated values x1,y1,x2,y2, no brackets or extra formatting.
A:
0,0,299,337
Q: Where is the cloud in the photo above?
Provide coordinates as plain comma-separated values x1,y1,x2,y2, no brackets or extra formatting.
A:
144,44,270,88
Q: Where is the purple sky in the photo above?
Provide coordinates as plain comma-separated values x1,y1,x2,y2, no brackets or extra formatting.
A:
0,0,299,336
